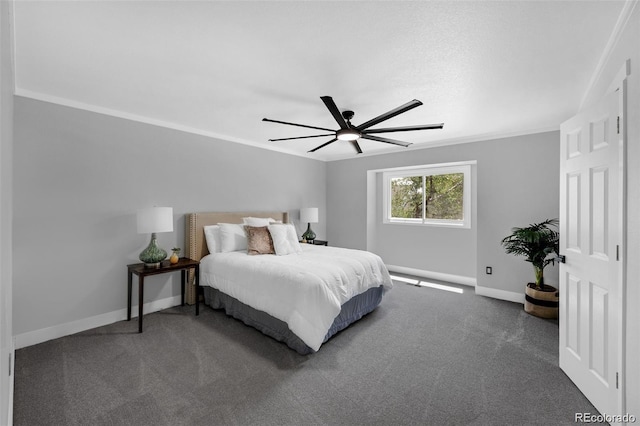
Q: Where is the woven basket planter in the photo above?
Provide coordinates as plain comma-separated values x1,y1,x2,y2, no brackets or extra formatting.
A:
524,283,559,319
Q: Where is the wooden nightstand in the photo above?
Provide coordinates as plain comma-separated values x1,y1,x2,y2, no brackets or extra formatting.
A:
127,257,200,333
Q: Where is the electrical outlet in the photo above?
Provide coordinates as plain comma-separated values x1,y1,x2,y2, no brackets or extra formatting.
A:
486,266,492,275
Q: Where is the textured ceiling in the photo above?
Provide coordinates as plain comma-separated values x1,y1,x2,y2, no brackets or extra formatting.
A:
13,1,626,161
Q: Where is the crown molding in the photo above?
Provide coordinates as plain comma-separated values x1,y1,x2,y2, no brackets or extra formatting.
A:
14,88,316,160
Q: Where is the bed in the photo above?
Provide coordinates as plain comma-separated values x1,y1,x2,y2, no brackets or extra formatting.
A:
185,211,393,354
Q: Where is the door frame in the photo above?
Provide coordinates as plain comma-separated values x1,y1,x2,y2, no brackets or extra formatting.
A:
611,59,629,415
601,60,628,416
594,59,629,417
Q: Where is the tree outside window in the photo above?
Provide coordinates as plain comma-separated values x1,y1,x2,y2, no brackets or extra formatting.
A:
384,163,471,228
390,176,422,219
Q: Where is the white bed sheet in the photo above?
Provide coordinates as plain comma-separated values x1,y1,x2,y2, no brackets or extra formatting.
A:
200,244,393,351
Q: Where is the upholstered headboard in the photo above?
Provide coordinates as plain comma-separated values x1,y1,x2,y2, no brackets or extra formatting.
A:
184,211,289,304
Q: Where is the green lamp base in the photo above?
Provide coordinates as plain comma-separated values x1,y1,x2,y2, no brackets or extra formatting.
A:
301,223,316,242
139,233,167,268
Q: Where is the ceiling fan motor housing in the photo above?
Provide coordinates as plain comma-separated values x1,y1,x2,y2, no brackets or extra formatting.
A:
342,110,355,121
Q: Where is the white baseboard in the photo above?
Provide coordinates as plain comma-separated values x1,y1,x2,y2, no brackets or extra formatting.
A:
385,264,477,287
14,295,182,349
385,264,526,304
475,285,524,304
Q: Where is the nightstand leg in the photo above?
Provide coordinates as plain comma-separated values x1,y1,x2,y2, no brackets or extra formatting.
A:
138,276,144,333
127,272,132,321
195,265,200,316
181,270,185,306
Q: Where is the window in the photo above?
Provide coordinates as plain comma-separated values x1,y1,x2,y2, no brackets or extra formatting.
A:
383,162,472,228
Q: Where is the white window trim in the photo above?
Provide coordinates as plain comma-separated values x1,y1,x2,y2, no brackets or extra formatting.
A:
382,162,473,229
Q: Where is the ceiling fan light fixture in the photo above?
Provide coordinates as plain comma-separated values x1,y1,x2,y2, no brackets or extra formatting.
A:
336,128,361,141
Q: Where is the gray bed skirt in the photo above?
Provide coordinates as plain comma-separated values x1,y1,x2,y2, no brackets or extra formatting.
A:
203,286,384,355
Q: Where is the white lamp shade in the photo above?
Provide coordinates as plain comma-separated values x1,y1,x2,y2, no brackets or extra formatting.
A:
300,207,319,224
137,207,174,234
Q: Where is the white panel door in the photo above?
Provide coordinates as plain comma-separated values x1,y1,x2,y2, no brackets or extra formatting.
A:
559,90,622,415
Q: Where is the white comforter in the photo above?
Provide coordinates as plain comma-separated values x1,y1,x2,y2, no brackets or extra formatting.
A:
200,244,393,351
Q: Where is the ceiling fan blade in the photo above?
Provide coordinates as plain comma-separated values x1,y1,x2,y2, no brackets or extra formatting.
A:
351,140,363,154
308,138,338,153
356,99,423,131
320,96,348,129
362,123,444,134
269,133,335,142
263,118,335,132
361,134,412,148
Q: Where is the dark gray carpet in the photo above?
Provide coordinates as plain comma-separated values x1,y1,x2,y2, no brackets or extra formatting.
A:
14,278,602,425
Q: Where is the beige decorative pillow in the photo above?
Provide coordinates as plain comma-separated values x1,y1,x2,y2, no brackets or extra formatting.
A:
244,226,275,255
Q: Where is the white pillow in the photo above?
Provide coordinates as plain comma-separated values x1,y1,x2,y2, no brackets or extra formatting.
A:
218,223,248,252
242,217,277,227
203,225,221,254
268,223,302,256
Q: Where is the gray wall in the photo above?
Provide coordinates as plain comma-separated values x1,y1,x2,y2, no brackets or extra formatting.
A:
12,97,326,336
327,131,560,294
1,0,14,423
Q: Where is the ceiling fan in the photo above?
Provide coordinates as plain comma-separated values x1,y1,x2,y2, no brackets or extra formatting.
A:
263,96,444,154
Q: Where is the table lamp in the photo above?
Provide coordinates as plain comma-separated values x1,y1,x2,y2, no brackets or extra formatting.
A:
300,207,318,242
137,207,173,268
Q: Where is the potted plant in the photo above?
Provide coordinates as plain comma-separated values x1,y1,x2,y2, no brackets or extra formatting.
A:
170,247,181,264
501,219,560,319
